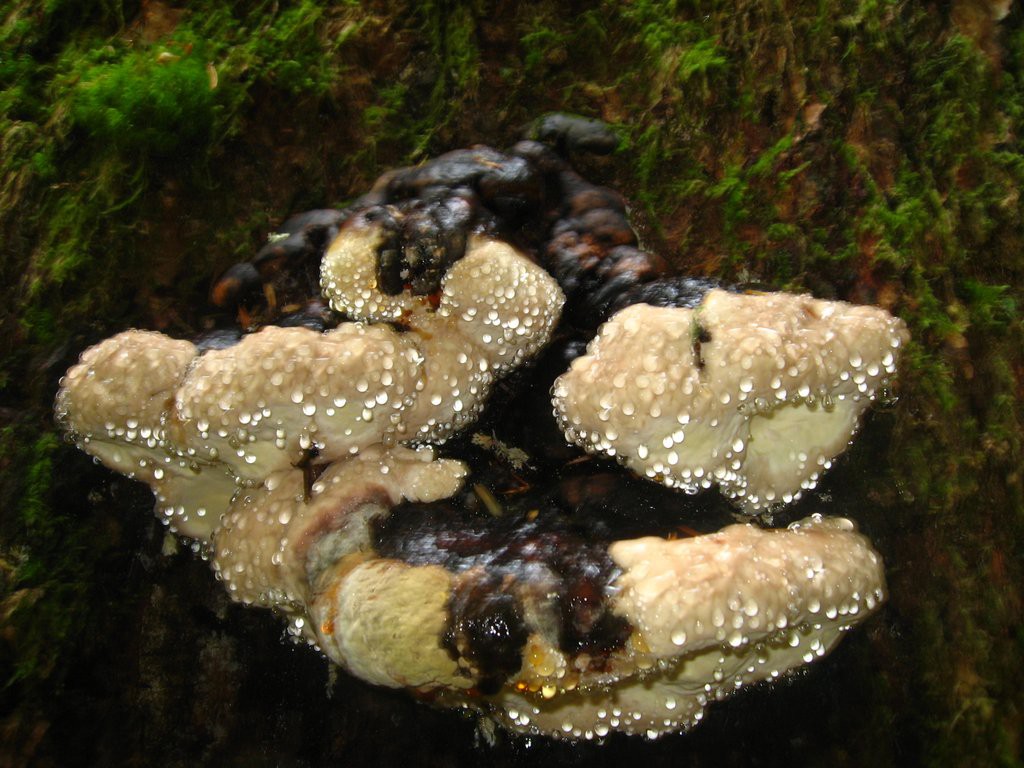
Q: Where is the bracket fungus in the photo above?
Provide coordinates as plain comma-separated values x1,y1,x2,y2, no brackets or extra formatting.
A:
57,239,563,539
322,232,565,441
56,115,901,741
553,291,910,512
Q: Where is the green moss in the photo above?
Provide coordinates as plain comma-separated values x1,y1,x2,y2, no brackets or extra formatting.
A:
520,20,565,74
242,1,336,93
626,122,693,221
961,280,1016,332
18,434,58,553
17,303,58,347
362,82,410,132
418,0,482,152
24,157,145,303
0,0,378,368
185,0,359,109
352,0,487,165
70,46,216,156
674,36,728,90
438,1,481,98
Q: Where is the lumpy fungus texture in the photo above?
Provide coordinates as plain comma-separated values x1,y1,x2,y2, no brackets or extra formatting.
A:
56,118,905,740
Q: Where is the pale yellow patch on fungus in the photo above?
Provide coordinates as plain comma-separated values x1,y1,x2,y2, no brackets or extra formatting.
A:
311,559,471,690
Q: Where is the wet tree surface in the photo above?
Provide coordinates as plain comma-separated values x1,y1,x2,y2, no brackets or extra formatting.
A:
1,1,1022,766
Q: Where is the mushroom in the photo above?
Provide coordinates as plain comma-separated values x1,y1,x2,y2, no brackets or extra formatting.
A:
322,229,565,442
53,117,903,741
491,514,884,739
55,234,563,538
553,290,910,511
307,507,885,739
55,330,236,541
190,432,885,740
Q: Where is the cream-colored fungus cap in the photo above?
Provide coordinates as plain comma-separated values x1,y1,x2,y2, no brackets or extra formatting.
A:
176,324,422,481
321,228,565,445
476,515,882,739
321,223,565,348
54,329,196,481
54,330,235,540
553,291,909,511
437,237,565,371
320,220,425,322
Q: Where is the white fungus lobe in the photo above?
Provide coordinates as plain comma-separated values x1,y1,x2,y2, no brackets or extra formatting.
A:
322,228,564,442
55,233,563,540
552,291,910,511
421,514,885,739
55,330,235,540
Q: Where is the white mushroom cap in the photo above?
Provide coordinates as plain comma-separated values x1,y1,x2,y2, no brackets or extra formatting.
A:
398,241,564,442
553,291,909,511
322,227,564,364
55,330,197,478
321,229,564,445
438,238,565,371
54,330,236,540
54,250,555,538
212,445,467,627
450,514,885,739
609,514,884,660
321,224,566,346
53,323,449,540
177,324,422,481
59,228,562,543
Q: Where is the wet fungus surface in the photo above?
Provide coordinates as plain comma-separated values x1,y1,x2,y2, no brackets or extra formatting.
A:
554,291,909,511
55,115,905,741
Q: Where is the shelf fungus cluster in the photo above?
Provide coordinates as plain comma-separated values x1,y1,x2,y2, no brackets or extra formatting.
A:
56,115,904,741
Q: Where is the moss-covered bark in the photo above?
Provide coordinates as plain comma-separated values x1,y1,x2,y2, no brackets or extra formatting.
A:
1,1,1022,766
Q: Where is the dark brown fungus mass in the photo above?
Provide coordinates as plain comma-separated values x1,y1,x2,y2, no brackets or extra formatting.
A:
56,114,902,740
